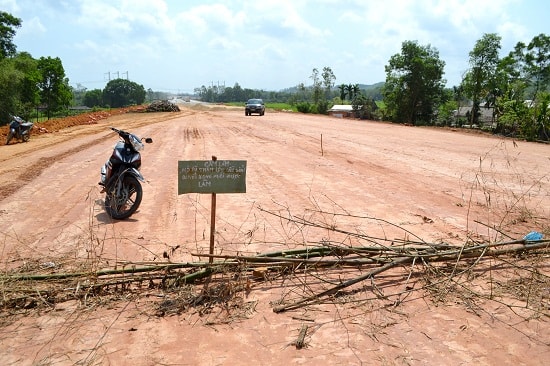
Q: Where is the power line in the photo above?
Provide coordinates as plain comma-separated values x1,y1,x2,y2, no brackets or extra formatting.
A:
104,71,129,81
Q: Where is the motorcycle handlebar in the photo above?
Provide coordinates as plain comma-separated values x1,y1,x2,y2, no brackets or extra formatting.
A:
110,127,153,144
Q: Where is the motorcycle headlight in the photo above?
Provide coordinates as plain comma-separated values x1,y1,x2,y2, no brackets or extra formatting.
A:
129,134,144,151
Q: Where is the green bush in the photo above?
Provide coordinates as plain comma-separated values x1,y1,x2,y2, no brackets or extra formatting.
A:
316,100,329,114
296,102,312,113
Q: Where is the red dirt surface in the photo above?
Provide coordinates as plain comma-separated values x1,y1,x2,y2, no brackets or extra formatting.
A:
0,103,548,365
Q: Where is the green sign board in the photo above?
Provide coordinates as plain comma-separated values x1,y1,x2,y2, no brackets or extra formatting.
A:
178,160,247,194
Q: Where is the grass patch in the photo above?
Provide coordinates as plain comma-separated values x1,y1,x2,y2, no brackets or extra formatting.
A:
266,102,297,112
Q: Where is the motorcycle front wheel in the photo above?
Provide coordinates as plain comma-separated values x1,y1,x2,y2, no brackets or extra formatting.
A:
6,131,13,145
104,175,143,220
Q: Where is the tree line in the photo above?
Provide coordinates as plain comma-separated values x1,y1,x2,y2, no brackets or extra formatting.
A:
195,33,549,141
0,11,73,122
383,33,549,141
194,71,381,108
1,10,548,141
0,11,146,124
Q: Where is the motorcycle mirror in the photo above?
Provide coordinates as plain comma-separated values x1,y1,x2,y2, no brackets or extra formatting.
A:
145,138,153,143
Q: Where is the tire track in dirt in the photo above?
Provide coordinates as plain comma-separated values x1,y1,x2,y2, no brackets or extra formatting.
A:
0,139,105,202
206,112,477,242
184,127,203,141
0,112,191,202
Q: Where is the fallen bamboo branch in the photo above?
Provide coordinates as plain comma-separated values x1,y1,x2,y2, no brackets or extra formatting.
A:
4,240,546,282
2,261,213,281
271,240,549,313
191,252,386,266
194,239,549,264
273,256,412,313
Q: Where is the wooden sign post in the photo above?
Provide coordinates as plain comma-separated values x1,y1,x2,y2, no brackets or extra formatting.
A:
178,157,247,263
209,156,217,264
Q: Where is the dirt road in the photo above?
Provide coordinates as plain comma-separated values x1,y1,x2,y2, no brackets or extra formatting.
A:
0,104,549,365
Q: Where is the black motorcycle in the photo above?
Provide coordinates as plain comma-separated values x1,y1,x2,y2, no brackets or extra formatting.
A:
6,116,34,145
99,127,153,220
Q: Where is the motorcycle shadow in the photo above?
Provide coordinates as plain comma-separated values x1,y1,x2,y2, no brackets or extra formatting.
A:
94,199,139,223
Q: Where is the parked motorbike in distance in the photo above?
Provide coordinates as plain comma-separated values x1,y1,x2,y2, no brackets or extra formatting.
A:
99,127,153,220
6,115,34,145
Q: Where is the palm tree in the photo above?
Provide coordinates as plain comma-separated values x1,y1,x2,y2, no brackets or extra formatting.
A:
352,84,361,99
345,84,354,100
338,84,347,101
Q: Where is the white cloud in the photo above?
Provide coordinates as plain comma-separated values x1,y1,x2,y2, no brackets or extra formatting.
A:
17,16,46,36
6,0,550,91
176,4,246,36
208,37,242,51
0,0,19,12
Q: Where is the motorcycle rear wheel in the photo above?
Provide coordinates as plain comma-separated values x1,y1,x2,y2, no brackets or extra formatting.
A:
22,134,30,142
104,175,143,220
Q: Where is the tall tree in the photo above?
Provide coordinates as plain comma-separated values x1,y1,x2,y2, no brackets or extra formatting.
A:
83,89,103,108
0,58,22,123
0,12,24,123
310,66,336,114
37,56,72,119
310,68,323,105
383,40,446,124
345,84,357,100
103,78,146,108
14,52,40,116
0,52,41,123
232,82,244,101
461,33,501,125
0,11,21,59
352,84,360,99
338,84,347,101
521,33,550,98
321,66,336,98
496,33,550,140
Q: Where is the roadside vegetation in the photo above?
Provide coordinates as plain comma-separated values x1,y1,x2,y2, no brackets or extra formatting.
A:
0,10,548,141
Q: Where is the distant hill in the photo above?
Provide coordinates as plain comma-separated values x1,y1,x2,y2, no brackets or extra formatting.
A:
357,82,385,91
357,82,384,100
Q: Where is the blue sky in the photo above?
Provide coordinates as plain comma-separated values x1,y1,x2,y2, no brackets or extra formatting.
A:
2,0,548,93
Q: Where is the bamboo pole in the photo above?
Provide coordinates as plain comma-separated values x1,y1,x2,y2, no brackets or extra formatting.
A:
4,240,547,282
273,257,413,313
